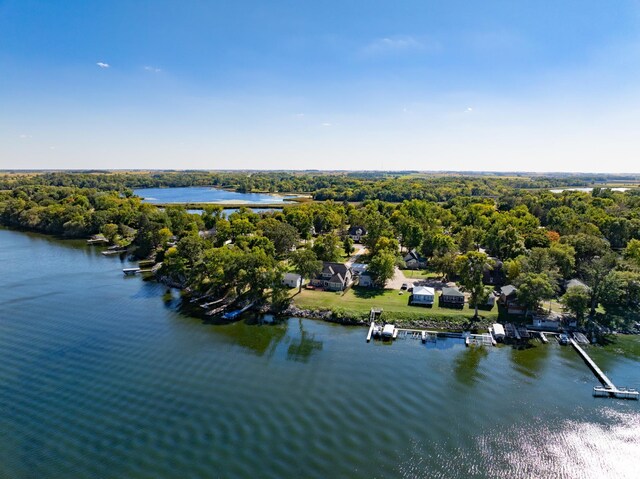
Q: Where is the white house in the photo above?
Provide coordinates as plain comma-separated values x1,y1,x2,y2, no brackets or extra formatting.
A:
530,316,562,331
411,286,435,306
282,273,302,289
358,272,374,287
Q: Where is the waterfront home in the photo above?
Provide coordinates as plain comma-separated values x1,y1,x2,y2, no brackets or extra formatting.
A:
311,262,353,291
403,249,427,269
358,272,374,288
411,286,435,306
348,225,367,242
440,286,465,308
498,285,525,315
282,273,302,289
530,315,561,331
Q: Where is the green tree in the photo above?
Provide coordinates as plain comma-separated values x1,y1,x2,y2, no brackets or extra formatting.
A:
561,286,590,324
455,251,492,318
343,236,354,256
368,250,396,288
431,251,458,282
257,218,300,257
312,233,342,262
624,238,640,268
289,249,323,293
549,242,576,279
456,226,481,253
579,253,617,316
101,223,119,243
515,272,556,315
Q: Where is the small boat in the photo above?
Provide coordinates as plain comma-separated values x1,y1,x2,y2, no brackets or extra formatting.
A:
558,333,569,345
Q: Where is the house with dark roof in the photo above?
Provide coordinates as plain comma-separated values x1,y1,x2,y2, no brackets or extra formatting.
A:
483,257,505,286
498,285,525,315
440,286,465,309
403,249,427,270
311,262,353,291
348,225,367,242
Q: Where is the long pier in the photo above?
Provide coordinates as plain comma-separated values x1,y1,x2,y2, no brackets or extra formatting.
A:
569,338,638,400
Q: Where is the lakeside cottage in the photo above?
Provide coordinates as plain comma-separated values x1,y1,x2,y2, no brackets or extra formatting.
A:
311,262,353,291
282,273,302,289
440,286,465,308
403,249,427,269
498,285,526,315
411,286,435,306
348,225,367,242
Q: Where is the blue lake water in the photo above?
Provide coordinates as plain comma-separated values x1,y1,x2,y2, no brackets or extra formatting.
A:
187,208,280,217
0,228,639,479
134,186,295,204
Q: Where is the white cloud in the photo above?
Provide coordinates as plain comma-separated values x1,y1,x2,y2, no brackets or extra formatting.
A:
19,133,31,139
96,62,110,68
321,122,332,127
144,65,161,73
466,107,473,113
363,35,438,56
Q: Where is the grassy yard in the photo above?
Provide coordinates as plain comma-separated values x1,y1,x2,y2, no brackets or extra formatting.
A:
292,286,498,321
401,269,440,280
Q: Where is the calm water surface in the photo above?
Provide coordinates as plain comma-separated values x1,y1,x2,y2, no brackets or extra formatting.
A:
1,228,639,479
134,187,294,204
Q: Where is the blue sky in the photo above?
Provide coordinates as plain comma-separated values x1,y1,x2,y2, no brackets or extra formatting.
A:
1,0,640,172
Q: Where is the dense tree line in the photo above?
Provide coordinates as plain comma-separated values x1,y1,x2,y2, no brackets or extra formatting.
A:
3,171,635,203
1,172,639,326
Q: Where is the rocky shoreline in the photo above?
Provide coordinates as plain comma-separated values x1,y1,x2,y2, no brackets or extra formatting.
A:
277,305,491,331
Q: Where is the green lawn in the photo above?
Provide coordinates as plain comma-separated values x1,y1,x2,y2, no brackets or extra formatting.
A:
401,269,440,280
292,286,497,320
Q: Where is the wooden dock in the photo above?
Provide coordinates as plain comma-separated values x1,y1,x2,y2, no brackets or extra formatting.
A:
570,338,638,400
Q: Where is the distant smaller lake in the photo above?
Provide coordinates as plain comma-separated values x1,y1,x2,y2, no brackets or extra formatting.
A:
187,208,281,217
134,186,298,204
550,187,631,193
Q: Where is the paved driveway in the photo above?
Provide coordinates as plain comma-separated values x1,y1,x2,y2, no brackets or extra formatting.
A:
386,267,415,290
346,244,367,266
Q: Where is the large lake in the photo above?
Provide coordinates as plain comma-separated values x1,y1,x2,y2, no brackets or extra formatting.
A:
1,228,639,479
134,186,296,204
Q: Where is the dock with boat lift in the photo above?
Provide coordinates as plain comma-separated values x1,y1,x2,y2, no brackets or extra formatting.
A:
569,338,638,400
373,327,494,346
